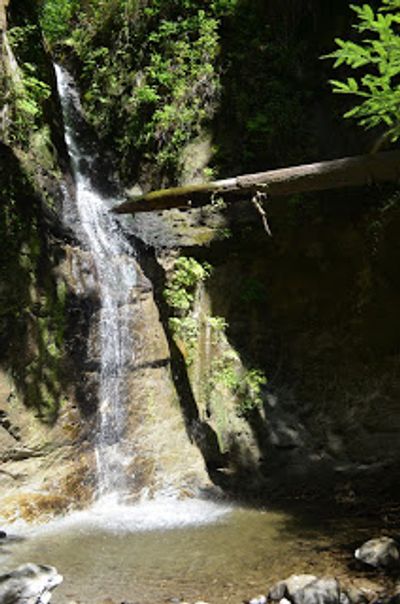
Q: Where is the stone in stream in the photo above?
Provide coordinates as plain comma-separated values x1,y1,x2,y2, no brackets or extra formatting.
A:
355,537,400,570
0,563,63,604
268,575,362,604
245,595,267,604
269,575,318,601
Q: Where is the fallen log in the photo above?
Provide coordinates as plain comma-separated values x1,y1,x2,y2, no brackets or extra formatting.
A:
112,150,400,214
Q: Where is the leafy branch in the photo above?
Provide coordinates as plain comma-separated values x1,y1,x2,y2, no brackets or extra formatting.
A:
324,0,400,142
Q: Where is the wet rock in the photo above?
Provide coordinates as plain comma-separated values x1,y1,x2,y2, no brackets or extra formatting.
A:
245,595,267,604
295,579,341,604
0,563,63,604
0,530,6,539
269,575,318,601
269,575,342,604
340,586,369,604
355,537,400,569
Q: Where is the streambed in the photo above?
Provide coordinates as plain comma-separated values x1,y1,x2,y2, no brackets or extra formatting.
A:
1,499,388,604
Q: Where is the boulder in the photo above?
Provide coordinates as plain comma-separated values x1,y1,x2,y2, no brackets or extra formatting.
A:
355,537,400,569
269,575,318,601
269,575,342,604
0,563,63,604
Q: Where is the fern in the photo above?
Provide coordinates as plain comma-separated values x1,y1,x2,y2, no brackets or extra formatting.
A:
324,0,400,141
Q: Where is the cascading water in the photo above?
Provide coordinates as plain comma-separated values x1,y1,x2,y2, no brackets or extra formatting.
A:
55,64,136,499
51,64,231,531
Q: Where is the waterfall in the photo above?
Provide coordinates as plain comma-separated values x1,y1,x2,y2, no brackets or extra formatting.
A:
55,64,137,499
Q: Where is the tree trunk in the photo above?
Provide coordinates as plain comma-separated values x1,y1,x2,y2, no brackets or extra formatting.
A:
113,150,400,214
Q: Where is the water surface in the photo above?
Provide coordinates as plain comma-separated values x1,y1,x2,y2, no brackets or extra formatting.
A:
1,500,382,604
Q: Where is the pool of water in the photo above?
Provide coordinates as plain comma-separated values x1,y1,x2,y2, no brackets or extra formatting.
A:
0,497,385,604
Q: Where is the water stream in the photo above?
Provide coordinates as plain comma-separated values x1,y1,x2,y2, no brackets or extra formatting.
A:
55,64,137,498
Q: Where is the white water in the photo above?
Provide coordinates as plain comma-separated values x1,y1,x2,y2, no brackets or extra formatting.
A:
6,495,231,537
55,65,137,498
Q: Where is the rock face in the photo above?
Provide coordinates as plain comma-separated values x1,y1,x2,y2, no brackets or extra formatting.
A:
355,537,400,569
0,563,62,604
0,0,96,522
142,180,400,500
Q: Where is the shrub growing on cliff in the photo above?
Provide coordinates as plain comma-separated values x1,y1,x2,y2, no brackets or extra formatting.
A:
40,0,237,182
209,355,267,416
326,0,400,144
5,25,51,148
40,0,79,46
164,256,212,312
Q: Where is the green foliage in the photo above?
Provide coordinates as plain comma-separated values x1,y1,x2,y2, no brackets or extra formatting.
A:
325,1,400,141
15,63,50,115
215,227,232,240
168,316,199,365
40,0,79,45
169,316,199,342
164,256,212,312
164,257,267,413
165,256,211,365
210,353,267,416
5,26,51,148
164,257,230,368
207,315,228,331
238,368,267,415
41,0,237,182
